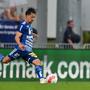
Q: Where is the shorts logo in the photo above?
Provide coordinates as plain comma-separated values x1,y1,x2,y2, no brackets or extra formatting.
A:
29,52,37,58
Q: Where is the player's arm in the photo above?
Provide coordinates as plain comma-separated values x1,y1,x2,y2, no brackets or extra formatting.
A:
32,28,38,38
15,31,25,50
32,32,38,38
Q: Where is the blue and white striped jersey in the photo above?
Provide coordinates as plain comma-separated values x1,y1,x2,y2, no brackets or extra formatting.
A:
16,21,33,52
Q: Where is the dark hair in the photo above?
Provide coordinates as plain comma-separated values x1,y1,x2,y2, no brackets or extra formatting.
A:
25,7,36,15
67,20,74,25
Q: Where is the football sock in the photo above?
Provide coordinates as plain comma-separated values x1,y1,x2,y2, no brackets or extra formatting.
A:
35,65,43,79
0,53,4,62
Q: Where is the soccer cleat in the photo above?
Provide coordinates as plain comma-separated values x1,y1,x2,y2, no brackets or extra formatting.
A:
40,78,47,84
0,54,4,62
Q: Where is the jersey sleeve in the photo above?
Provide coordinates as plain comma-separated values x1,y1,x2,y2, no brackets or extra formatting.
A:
18,24,25,34
32,28,38,34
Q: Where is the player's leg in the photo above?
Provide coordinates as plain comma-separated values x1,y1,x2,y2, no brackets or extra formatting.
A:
32,59,43,78
24,52,47,83
32,59,47,84
0,53,4,61
2,56,11,64
0,53,11,63
2,48,20,64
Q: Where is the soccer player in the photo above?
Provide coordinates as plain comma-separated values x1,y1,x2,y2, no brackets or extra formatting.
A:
0,8,47,84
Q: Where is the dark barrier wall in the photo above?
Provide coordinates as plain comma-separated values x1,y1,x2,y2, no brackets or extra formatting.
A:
0,49,90,81
0,20,19,43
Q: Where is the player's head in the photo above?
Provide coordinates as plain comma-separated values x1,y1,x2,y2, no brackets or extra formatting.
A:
67,20,74,28
25,7,36,23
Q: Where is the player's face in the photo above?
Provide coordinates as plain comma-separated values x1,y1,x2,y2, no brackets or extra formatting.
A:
27,13,36,23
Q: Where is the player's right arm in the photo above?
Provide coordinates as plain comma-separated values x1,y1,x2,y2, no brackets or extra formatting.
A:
15,31,25,51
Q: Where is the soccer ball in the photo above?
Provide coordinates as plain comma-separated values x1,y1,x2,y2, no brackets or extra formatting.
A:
46,73,58,84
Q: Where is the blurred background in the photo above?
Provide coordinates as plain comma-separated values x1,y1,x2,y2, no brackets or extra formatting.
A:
0,0,90,90
0,0,90,49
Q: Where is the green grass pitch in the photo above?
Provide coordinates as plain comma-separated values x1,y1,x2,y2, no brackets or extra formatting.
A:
0,81,90,90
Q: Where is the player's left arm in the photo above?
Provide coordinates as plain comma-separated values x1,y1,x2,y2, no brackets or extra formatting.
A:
32,28,38,38
32,33,38,38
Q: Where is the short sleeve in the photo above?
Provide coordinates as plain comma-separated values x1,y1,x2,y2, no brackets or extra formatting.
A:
32,28,38,34
18,24,25,34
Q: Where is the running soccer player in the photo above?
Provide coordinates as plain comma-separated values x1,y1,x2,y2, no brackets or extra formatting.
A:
0,7,47,84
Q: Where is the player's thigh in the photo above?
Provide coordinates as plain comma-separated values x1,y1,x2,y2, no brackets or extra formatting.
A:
24,52,41,65
8,48,20,61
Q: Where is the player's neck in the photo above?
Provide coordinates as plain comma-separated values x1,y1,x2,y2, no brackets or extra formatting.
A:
24,19,29,24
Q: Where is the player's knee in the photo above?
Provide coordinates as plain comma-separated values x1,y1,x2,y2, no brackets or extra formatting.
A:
2,56,11,64
32,59,41,65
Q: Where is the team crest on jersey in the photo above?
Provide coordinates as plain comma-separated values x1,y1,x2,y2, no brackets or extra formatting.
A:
28,27,32,35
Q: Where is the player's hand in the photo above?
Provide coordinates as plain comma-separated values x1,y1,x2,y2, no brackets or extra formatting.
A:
18,43,25,51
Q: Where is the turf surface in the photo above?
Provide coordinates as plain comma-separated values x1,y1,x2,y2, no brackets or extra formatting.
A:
0,81,90,90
